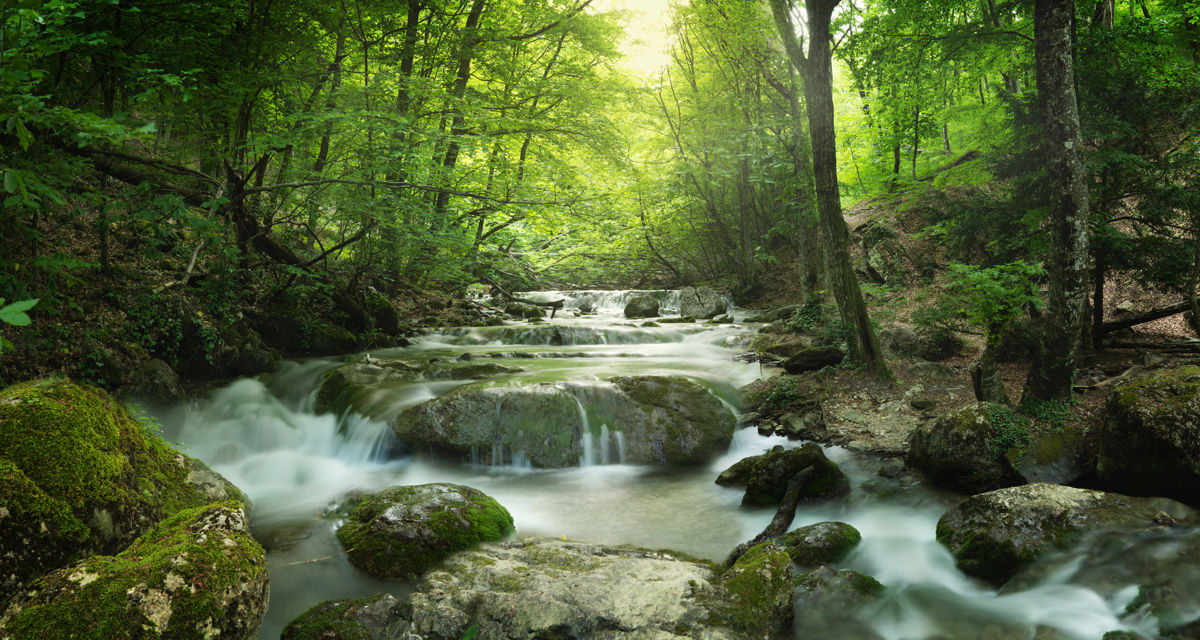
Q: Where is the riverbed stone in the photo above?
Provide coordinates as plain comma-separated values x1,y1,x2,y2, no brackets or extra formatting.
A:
0,500,268,640
793,566,884,633
783,521,862,567
314,356,519,418
281,593,405,640
906,403,1025,494
623,294,660,319
935,483,1195,587
680,286,727,319
336,483,514,579
0,379,244,603
715,444,850,506
383,538,788,639
394,376,735,467
1097,367,1200,504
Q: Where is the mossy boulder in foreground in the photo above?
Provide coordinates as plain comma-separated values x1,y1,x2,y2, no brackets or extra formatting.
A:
783,521,863,568
718,542,794,638
906,403,1025,494
936,482,1195,587
715,444,850,506
336,483,514,579
1099,367,1200,504
281,593,404,640
0,501,268,640
0,379,243,603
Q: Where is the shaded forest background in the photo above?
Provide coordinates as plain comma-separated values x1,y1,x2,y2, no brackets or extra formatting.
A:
1,0,1198,394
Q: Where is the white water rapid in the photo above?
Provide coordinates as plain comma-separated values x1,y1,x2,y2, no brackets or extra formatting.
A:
155,291,1173,639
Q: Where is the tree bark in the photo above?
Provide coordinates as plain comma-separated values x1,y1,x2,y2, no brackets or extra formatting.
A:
1020,0,1091,406
769,0,891,380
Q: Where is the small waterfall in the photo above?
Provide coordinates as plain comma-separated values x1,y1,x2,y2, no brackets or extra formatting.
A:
598,424,611,465
614,430,627,464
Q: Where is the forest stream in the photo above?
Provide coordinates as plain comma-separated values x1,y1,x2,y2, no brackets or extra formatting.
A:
152,292,1169,640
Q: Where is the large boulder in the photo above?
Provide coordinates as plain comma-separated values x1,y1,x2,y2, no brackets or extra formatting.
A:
1098,367,1200,503
336,483,513,579
715,444,850,506
861,224,910,288
314,356,519,418
936,483,1195,586
282,593,404,640
0,380,243,603
793,566,885,638
374,538,791,639
783,521,862,568
623,294,660,319
394,376,736,467
906,403,1025,494
783,347,845,374
680,286,728,319
877,325,964,362
0,501,268,640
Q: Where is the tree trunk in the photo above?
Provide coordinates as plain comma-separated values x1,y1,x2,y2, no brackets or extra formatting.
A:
973,341,1011,405
1020,0,1091,406
769,0,891,380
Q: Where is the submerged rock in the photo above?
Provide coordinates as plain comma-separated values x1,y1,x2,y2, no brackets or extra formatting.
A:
623,294,660,319
936,483,1195,586
281,593,405,640
382,538,790,639
394,376,735,468
715,444,850,506
793,566,885,638
0,379,243,603
336,483,514,579
0,501,268,640
680,286,727,319
1098,367,1200,504
783,521,863,567
906,403,1025,494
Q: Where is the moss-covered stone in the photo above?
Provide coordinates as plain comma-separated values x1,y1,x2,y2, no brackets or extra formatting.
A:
610,375,736,465
715,444,850,506
1099,367,1200,503
936,483,1195,587
314,356,520,418
793,566,884,635
906,403,1025,494
718,542,793,637
0,500,268,640
783,521,862,567
281,593,403,640
0,379,244,603
336,483,514,579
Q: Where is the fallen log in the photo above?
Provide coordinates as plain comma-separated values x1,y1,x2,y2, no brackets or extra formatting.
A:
1102,301,1191,333
726,465,814,566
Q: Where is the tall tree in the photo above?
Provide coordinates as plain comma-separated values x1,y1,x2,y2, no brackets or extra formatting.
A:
1020,0,1090,405
769,0,891,379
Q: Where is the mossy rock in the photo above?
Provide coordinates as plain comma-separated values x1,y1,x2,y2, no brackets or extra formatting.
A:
1099,367,1200,504
0,500,268,640
610,375,736,465
717,542,793,637
716,444,849,507
314,357,518,419
935,483,1195,587
793,566,884,634
0,379,244,603
783,521,862,567
906,403,1025,494
336,483,514,579
281,593,404,640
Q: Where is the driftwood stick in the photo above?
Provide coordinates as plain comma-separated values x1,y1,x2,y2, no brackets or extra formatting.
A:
726,465,814,566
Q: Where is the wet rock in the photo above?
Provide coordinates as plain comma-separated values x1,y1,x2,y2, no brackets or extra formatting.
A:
719,542,794,637
715,444,850,506
384,538,786,639
793,566,885,638
122,358,184,405
0,380,243,603
906,403,1025,494
623,294,660,319
0,501,268,640
336,483,514,579
783,347,845,374
777,403,828,440
281,593,405,640
314,356,519,418
1014,425,1092,486
783,521,862,567
679,286,727,319
395,376,735,467
1098,367,1200,504
936,483,1195,586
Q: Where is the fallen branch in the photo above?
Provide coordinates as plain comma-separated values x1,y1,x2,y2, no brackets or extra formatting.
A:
1102,300,1192,333
726,465,814,566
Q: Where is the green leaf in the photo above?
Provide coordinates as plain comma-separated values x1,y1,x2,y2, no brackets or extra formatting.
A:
0,298,39,327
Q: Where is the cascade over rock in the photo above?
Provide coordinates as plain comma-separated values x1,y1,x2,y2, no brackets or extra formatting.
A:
0,379,244,604
315,355,519,418
393,375,735,467
622,294,661,319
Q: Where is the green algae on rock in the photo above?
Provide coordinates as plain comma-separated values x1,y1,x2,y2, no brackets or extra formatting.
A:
336,483,514,579
717,541,794,637
0,500,268,640
0,379,243,603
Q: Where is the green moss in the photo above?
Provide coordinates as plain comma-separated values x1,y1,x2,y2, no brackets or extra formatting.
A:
1,501,266,640
281,596,380,640
847,572,884,597
719,542,792,637
783,522,862,567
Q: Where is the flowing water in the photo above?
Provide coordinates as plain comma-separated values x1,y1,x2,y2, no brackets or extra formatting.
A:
156,292,1175,639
